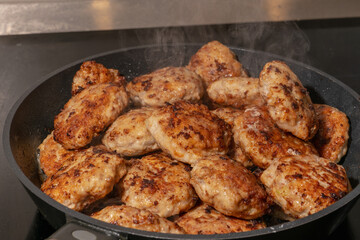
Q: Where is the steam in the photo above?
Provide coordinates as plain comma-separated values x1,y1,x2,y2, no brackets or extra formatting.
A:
118,22,310,71
143,27,187,69
227,22,310,64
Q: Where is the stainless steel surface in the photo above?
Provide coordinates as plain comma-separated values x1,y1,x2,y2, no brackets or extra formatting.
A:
1,0,360,35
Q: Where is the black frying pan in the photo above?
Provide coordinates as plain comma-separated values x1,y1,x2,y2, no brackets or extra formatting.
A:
3,44,360,240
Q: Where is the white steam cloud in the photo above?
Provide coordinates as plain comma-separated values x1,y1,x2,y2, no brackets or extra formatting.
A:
117,22,310,70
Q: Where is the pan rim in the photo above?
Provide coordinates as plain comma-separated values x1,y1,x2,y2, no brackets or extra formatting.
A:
3,43,360,239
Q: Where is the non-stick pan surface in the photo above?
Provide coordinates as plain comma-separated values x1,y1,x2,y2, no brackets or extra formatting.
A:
3,44,360,240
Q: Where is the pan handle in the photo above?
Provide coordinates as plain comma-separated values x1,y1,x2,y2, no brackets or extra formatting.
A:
46,222,128,240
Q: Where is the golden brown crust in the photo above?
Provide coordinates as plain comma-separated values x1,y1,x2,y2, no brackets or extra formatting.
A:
211,107,244,128
259,61,318,140
102,107,160,156
312,104,349,163
54,83,129,149
72,61,126,95
191,155,270,219
91,205,185,234
207,77,265,109
260,154,349,219
41,146,127,211
121,153,197,218
126,66,204,107
37,131,78,177
145,101,232,165
211,107,253,168
187,41,248,87
233,106,318,169
176,204,266,234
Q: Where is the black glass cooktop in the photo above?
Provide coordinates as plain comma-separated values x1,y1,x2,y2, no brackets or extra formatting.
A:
1,19,360,239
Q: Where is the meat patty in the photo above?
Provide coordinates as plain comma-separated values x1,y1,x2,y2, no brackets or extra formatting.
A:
190,155,270,219
126,66,204,107
72,61,126,95
91,205,185,234
176,204,266,234
54,83,129,149
207,77,265,109
102,107,160,156
259,61,318,140
120,153,197,218
260,154,349,219
312,104,349,163
145,101,232,165
37,131,78,178
187,40,248,87
232,106,318,169
41,146,127,211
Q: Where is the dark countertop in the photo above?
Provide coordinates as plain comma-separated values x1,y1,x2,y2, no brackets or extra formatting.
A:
0,19,360,239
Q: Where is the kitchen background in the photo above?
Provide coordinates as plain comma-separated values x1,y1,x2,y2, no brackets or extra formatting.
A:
0,1,360,239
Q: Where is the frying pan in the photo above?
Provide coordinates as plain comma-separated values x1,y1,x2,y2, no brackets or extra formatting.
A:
3,44,360,240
